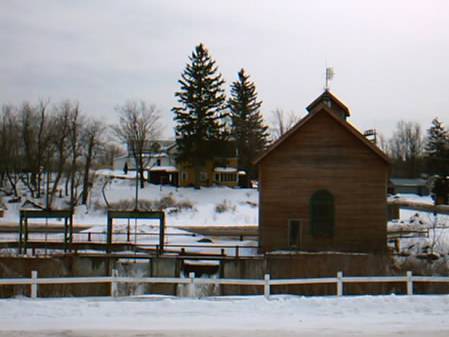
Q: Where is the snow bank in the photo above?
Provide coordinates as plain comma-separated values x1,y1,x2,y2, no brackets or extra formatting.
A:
1,295,449,335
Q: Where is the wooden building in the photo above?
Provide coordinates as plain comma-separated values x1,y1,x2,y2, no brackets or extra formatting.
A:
255,90,390,253
177,157,241,188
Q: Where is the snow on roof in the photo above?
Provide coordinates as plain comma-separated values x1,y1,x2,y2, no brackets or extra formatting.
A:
183,259,220,266
390,178,427,186
149,166,178,172
214,167,237,173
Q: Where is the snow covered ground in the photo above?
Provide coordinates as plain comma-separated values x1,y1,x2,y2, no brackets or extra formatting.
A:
387,194,449,255
0,177,260,255
1,295,449,337
2,180,449,256
0,177,259,227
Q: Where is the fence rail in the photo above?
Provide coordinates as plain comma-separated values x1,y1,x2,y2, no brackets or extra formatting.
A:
1,270,449,299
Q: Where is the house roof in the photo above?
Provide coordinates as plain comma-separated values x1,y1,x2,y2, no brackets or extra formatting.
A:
214,167,238,173
390,178,427,186
306,89,350,117
149,165,178,172
254,99,390,165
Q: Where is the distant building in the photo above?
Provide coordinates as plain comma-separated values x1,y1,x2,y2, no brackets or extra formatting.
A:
177,157,242,188
113,140,242,188
255,90,390,254
388,178,429,196
113,140,179,186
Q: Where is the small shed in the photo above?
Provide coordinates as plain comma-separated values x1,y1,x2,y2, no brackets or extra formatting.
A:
255,90,390,254
388,178,429,196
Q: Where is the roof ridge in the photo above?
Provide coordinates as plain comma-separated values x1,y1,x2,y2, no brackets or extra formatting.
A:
254,103,390,165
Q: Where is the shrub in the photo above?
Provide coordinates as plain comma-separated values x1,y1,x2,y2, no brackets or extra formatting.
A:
215,199,236,213
105,196,195,214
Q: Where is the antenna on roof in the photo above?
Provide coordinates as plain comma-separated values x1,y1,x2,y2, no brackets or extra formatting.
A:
325,67,335,91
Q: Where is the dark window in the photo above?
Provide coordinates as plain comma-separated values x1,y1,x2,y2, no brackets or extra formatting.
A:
200,171,208,182
288,219,301,248
222,173,236,182
310,190,335,237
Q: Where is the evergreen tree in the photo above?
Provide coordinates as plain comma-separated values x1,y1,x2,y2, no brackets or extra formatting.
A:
425,118,449,175
229,69,269,182
173,43,227,188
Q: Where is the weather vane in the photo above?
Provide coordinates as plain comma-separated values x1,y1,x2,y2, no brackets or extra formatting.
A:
325,67,335,91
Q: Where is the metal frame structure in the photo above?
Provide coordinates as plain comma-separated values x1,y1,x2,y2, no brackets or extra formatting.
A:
19,209,74,254
106,210,165,254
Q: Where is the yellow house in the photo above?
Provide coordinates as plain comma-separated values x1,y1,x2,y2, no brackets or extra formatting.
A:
177,157,242,187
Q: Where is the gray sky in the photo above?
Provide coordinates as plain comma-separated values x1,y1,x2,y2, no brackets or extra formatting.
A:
1,0,448,138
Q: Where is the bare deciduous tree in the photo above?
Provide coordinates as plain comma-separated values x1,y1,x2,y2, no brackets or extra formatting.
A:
97,143,125,169
0,99,109,209
388,120,424,178
81,119,105,205
65,103,84,206
112,100,161,188
269,108,300,141
0,105,21,196
47,101,73,207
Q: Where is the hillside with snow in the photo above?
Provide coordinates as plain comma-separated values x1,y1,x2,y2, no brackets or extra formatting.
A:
1,171,259,227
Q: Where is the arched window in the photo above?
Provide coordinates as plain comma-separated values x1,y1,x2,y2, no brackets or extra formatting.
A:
310,190,335,237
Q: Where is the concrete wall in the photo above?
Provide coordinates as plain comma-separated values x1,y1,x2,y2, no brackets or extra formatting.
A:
1,254,447,298
0,256,110,297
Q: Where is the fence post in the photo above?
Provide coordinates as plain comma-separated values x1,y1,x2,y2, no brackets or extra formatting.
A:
264,274,270,299
406,271,413,295
337,271,343,297
188,272,196,297
31,271,38,299
110,269,118,297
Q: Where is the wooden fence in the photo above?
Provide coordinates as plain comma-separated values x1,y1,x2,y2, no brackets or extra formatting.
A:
2,271,449,299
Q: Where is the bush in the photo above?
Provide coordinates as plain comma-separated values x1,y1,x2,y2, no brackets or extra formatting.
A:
215,199,236,213
107,199,154,211
154,195,176,209
104,196,195,214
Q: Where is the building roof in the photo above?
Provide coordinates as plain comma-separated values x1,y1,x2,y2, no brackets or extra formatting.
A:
390,178,427,186
214,167,238,173
149,165,178,172
254,98,390,165
306,89,350,117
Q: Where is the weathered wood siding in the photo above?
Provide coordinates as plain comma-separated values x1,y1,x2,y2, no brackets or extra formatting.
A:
259,109,389,253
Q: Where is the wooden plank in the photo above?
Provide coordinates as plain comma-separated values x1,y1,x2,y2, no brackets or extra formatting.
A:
413,276,449,283
3,273,449,293
36,277,112,284
270,277,337,285
0,278,32,285
342,276,405,283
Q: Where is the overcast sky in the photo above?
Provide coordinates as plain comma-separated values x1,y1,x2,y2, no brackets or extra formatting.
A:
1,0,448,138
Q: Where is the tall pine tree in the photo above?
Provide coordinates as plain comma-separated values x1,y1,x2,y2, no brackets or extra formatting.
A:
425,117,449,176
229,69,269,182
173,43,227,188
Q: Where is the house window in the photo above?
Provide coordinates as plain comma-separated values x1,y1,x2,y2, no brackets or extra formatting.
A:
310,190,335,237
220,173,236,182
200,171,208,182
182,171,188,182
288,219,301,248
